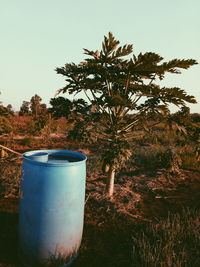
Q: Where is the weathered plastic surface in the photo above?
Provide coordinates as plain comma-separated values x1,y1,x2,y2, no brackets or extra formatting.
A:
19,150,87,266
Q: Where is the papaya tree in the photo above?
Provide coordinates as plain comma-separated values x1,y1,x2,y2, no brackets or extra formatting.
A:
56,32,197,197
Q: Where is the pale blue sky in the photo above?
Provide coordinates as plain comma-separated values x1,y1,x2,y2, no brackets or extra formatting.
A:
0,0,199,112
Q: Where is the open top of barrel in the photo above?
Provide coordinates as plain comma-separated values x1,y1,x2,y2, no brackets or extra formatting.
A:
23,149,87,166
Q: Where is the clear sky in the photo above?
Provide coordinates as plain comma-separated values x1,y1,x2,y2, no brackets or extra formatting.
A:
0,0,199,112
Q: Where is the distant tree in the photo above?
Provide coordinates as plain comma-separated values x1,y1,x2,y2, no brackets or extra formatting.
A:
20,96,47,116
56,32,197,197
49,97,73,119
19,101,30,116
0,104,14,116
0,93,13,135
40,103,48,114
30,94,42,116
6,104,14,115
0,92,13,116
49,96,89,119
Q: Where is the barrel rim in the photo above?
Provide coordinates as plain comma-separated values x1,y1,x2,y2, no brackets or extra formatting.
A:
23,149,87,167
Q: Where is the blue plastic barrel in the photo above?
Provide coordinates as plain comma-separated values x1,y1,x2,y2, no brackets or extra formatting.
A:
19,150,87,266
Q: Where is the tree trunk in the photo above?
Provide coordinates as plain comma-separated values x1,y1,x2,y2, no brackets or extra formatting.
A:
105,168,115,197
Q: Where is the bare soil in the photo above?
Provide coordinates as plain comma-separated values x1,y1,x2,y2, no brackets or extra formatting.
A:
0,139,200,266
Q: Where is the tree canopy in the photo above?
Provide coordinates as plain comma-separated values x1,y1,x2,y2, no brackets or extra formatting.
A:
56,32,198,196
49,96,89,119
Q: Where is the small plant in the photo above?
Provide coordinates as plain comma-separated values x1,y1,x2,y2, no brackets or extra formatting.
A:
26,115,51,136
0,148,9,159
19,137,36,147
0,116,13,135
40,116,59,142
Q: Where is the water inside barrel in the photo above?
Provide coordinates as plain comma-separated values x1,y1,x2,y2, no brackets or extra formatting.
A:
48,154,79,163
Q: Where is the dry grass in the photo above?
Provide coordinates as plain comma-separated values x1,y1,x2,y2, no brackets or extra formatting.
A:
0,161,21,198
132,208,200,266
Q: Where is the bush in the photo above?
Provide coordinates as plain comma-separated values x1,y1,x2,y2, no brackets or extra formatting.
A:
132,146,175,171
26,115,59,137
19,137,37,147
180,145,200,171
11,116,32,135
0,116,13,135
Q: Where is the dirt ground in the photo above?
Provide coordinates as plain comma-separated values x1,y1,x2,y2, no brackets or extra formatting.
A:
0,169,200,266
0,139,200,266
